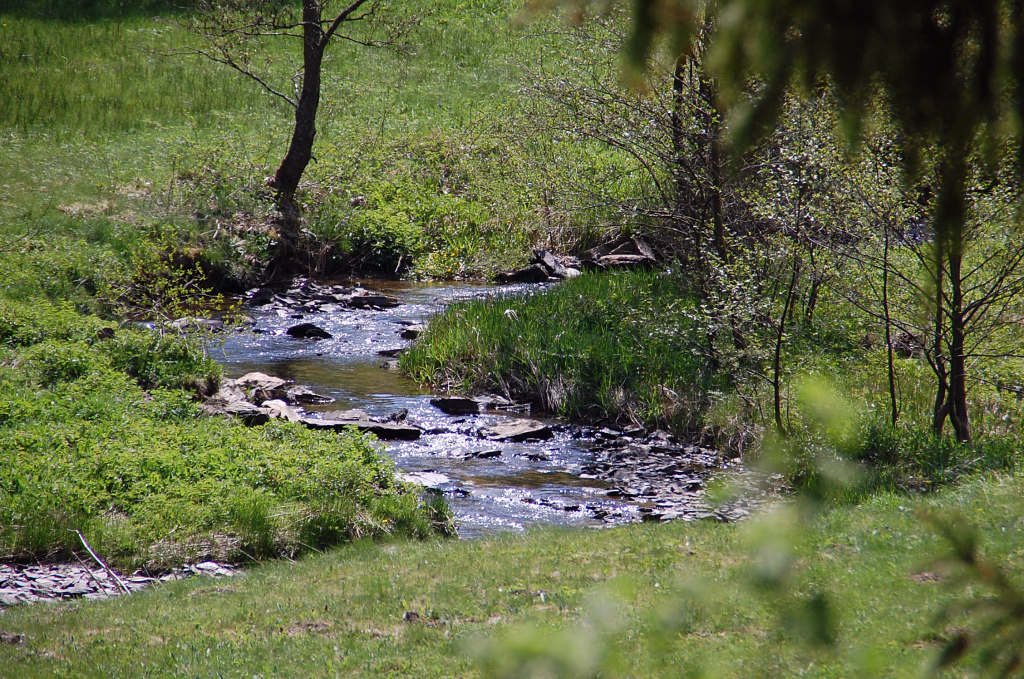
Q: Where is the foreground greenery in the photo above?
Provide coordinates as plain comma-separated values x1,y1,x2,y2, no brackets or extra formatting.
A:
0,473,1020,677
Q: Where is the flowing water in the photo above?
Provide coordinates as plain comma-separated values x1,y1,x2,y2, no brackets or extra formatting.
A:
214,280,642,537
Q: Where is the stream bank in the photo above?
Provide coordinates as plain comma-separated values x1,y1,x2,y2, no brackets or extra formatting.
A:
214,277,764,536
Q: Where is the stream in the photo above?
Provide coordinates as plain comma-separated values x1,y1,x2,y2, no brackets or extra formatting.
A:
214,279,735,537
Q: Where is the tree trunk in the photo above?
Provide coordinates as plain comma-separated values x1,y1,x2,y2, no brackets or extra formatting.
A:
269,0,325,241
882,221,899,427
670,54,686,188
948,249,971,443
804,277,820,324
774,256,800,433
700,76,728,263
931,146,971,442
931,240,949,436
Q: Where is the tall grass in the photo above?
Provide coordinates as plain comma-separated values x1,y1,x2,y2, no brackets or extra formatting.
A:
402,270,717,426
0,0,529,136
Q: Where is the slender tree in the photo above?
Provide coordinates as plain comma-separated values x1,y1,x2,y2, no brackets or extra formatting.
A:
182,0,407,254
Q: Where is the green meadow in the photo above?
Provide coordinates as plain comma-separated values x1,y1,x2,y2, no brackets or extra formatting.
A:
0,1,1023,678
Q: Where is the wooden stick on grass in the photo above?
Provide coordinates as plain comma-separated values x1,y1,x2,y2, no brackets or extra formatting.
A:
72,550,110,594
72,530,131,595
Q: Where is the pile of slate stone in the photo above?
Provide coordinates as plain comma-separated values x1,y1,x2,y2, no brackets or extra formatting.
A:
580,429,759,522
201,371,422,440
494,237,661,283
578,234,659,271
245,278,400,314
0,561,237,607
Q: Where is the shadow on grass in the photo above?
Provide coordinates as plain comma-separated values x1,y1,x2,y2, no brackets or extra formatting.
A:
0,0,188,21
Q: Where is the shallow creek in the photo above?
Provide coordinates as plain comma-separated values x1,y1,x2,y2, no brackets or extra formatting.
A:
215,280,703,537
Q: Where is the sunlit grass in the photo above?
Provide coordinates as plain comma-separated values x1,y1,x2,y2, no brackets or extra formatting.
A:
3,473,1023,677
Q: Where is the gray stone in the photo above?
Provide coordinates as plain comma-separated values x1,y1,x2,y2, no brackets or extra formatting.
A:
319,409,371,421
285,385,334,405
463,449,502,460
495,263,550,284
287,323,333,339
346,291,401,309
235,372,287,392
400,324,426,340
480,419,553,442
57,583,94,596
220,400,271,426
531,249,568,278
430,396,480,415
399,471,450,488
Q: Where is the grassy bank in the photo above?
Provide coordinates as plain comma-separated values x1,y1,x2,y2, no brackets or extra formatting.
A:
402,270,708,425
0,293,447,570
0,209,446,568
1,473,1022,677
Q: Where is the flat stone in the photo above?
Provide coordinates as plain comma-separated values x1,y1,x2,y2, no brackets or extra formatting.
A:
495,263,550,284
300,418,422,441
430,396,480,415
319,409,371,421
463,449,502,460
285,385,334,405
480,419,553,442
346,292,401,309
399,471,451,488
56,583,94,596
